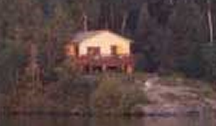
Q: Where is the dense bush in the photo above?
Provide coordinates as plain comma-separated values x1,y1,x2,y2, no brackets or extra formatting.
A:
90,75,149,115
201,44,216,80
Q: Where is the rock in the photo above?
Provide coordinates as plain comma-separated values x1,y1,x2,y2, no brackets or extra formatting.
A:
70,105,89,115
144,76,160,90
131,104,200,117
130,104,145,116
205,98,216,110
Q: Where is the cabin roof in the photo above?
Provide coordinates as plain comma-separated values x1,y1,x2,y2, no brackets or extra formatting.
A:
71,30,132,43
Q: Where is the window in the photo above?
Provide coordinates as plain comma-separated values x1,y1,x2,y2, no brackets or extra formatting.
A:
87,47,100,56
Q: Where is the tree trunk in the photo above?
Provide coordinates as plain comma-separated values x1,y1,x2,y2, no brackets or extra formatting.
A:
207,0,214,45
110,5,115,29
169,0,173,5
121,12,128,34
25,43,41,86
83,12,88,31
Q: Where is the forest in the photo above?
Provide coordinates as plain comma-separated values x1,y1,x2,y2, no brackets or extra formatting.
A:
0,0,216,97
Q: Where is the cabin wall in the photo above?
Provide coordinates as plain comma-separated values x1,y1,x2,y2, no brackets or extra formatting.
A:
78,32,131,56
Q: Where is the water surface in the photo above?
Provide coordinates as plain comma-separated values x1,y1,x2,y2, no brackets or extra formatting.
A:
0,113,215,126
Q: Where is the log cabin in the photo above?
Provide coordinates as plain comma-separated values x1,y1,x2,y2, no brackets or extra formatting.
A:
66,30,134,73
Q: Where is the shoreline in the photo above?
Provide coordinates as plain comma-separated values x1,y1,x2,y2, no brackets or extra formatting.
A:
1,104,213,117
1,73,215,118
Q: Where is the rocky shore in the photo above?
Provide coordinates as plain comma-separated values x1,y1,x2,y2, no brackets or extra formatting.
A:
131,75,216,116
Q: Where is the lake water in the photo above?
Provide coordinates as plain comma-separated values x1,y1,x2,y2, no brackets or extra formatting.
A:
0,113,215,126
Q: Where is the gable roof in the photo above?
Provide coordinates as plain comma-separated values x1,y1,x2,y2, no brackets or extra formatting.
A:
71,30,132,43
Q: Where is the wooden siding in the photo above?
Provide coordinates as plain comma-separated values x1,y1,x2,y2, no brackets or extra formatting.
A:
67,30,134,73
78,31,131,56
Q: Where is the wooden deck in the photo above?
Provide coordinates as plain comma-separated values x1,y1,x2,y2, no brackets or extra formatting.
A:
75,55,134,73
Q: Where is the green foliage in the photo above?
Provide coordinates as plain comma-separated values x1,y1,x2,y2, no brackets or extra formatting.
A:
119,88,149,114
90,77,122,114
54,58,78,84
202,85,215,98
0,0,216,86
201,44,216,80
1,0,216,113
90,75,149,115
0,41,26,92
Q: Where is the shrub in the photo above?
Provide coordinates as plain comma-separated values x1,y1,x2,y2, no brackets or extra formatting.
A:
90,75,149,115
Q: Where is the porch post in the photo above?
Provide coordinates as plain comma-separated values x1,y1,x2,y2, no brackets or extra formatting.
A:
126,65,133,74
121,65,125,72
102,64,107,72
